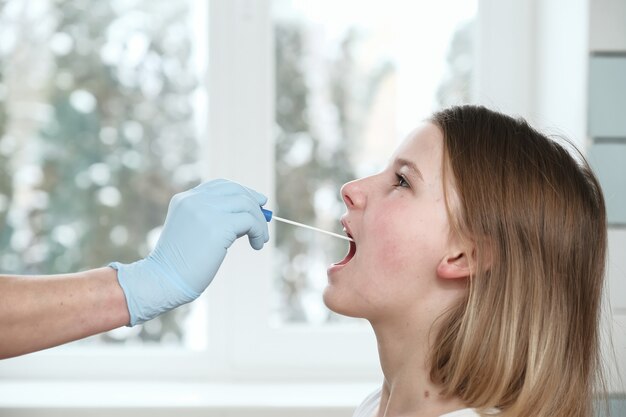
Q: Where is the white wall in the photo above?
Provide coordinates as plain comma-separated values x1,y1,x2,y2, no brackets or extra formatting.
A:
588,0,626,394
590,0,626,51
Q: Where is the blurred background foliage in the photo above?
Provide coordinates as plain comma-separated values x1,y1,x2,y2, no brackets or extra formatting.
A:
0,0,200,344
273,21,393,324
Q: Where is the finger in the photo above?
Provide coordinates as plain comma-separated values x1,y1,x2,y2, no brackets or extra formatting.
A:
193,178,231,191
200,194,270,242
199,187,268,225
229,212,269,250
195,179,267,204
248,234,266,250
193,179,247,195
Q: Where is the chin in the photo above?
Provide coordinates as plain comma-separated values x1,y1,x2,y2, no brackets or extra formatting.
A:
322,285,366,319
322,285,338,311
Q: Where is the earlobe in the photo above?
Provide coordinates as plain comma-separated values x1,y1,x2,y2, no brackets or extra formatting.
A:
436,252,471,280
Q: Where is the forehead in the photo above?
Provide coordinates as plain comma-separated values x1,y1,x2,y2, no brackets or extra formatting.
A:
390,122,444,180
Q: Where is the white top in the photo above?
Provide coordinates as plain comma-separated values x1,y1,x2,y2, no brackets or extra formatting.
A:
352,388,492,417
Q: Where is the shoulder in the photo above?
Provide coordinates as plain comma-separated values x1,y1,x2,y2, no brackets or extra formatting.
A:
352,387,382,417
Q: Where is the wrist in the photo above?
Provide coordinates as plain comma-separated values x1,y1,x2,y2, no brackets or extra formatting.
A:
109,259,199,326
92,267,131,328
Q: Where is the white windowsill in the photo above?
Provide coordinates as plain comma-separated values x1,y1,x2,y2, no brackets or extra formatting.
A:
0,381,378,417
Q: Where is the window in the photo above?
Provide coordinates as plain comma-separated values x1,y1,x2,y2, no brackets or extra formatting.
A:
0,0,207,350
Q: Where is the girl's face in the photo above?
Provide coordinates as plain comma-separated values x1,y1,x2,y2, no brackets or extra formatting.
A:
324,123,465,322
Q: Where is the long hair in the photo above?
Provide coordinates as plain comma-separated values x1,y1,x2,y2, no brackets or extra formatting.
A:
429,105,607,416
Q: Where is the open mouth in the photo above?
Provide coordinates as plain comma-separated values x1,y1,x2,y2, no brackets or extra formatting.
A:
334,229,356,265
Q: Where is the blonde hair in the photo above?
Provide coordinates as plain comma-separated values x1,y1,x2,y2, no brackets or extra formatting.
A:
429,105,607,417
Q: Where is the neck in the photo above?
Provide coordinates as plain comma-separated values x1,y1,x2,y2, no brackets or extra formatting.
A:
371,316,467,417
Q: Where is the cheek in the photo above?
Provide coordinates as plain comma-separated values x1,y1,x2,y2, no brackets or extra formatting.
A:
370,215,435,275
364,211,450,308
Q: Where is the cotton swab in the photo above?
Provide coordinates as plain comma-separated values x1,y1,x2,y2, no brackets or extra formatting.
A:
261,208,354,242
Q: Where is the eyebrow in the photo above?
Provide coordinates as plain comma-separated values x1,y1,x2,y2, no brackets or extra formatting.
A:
394,158,424,182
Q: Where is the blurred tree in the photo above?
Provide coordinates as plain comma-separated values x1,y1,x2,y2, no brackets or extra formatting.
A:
0,0,200,344
0,68,12,251
436,20,474,108
274,22,393,323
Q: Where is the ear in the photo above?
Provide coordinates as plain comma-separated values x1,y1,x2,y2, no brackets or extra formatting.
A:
436,251,472,280
437,235,492,279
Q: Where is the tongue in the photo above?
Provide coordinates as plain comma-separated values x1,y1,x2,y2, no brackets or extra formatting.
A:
334,241,356,265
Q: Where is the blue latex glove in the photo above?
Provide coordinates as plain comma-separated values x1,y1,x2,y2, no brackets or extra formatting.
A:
109,179,269,326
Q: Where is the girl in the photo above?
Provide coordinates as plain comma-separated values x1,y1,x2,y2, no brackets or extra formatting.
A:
324,105,607,417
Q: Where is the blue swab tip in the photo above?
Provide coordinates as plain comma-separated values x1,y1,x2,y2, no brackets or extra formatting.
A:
261,207,273,222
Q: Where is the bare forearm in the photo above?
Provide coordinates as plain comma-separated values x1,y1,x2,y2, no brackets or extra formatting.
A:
0,267,130,359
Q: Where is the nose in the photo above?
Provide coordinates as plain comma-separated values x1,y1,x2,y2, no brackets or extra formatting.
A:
340,178,367,209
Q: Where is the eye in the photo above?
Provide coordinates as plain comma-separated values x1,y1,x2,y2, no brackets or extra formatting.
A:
394,173,410,188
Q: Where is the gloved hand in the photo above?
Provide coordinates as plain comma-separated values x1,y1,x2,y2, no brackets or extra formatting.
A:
109,179,270,326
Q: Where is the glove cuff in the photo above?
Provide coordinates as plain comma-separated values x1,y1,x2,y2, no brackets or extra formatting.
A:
109,260,199,326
